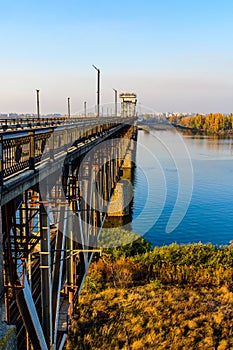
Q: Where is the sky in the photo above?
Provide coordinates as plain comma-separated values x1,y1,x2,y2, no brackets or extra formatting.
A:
1,0,233,114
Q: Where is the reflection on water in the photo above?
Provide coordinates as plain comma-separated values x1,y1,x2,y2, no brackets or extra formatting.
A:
132,128,233,246
180,129,233,156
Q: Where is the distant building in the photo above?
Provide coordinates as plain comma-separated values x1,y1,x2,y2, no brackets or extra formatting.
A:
9,113,18,118
119,93,137,117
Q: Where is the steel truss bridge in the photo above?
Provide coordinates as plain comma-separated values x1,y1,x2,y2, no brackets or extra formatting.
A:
0,116,137,350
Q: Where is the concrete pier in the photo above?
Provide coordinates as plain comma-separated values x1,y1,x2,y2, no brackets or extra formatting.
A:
107,179,132,216
107,137,136,223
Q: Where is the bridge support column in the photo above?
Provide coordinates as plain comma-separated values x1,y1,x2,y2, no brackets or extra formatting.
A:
29,131,35,170
66,170,75,315
121,140,136,180
40,199,52,348
105,136,136,228
0,210,5,323
107,179,132,217
67,234,74,305
0,209,17,350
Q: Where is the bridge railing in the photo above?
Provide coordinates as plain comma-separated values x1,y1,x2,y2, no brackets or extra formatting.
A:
0,116,98,131
0,117,133,185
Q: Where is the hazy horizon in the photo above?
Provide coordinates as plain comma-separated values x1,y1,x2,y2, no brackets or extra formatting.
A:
1,0,233,115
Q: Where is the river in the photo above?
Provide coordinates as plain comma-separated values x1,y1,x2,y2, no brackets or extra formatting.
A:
132,126,233,246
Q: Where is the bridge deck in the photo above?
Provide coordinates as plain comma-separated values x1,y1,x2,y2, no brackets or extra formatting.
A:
0,117,133,205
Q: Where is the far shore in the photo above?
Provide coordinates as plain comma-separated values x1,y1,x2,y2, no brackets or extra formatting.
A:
172,123,233,136
137,120,233,136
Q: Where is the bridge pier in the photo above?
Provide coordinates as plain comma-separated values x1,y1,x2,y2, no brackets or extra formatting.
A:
107,179,132,216
105,128,137,228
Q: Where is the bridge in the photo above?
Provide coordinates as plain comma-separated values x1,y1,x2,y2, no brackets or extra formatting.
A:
0,114,138,349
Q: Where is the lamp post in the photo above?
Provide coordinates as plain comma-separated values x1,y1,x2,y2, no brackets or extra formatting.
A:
92,65,100,118
67,97,71,118
84,101,87,117
113,88,117,117
36,89,40,120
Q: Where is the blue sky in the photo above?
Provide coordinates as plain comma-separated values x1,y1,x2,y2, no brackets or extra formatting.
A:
1,0,233,114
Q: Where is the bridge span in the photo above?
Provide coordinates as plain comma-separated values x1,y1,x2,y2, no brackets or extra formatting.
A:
0,116,137,349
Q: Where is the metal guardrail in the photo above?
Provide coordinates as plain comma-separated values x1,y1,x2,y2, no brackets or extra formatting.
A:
0,117,133,185
0,116,96,131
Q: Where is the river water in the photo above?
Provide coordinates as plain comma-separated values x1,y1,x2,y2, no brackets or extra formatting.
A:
132,127,233,247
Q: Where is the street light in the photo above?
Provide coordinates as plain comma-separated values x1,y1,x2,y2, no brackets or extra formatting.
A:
67,97,71,118
36,89,40,120
92,65,100,118
84,101,87,117
113,88,117,117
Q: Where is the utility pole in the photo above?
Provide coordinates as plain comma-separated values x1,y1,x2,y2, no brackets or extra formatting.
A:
113,89,117,117
84,101,87,117
68,97,71,118
92,65,100,118
36,89,40,120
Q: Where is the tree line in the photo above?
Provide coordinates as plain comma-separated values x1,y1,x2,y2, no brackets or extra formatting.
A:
169,113,233,133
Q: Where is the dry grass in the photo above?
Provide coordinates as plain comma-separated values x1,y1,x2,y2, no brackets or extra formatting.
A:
66,244,233,350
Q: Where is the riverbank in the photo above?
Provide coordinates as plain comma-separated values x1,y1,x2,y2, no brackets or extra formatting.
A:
168,113,233,135
172,123,233,136
137,120,233,136
66,241,233,349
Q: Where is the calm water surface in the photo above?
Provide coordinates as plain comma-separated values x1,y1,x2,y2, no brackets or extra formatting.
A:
132,128,233,246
